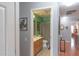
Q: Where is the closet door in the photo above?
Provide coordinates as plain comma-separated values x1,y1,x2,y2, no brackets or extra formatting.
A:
0,2,16,56
0,6,6,56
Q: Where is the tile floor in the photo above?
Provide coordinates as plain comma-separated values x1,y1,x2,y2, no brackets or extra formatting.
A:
37,48,50,56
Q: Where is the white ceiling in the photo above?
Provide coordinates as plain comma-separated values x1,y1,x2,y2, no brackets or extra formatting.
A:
60,2,79,17
33,8,51,16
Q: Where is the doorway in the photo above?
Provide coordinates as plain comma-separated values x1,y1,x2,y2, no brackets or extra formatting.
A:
71,23,79,49
31,8,51,56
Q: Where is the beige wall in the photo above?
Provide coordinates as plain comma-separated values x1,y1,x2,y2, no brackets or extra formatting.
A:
40,23,50,44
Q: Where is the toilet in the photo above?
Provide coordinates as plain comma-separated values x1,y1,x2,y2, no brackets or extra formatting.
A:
43,40,48,49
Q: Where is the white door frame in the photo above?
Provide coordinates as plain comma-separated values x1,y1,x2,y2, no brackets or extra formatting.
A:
31,7,53,56
15,2,20,56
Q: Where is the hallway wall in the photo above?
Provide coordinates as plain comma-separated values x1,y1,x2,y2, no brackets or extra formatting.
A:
19,2,59,56
60,16,79,42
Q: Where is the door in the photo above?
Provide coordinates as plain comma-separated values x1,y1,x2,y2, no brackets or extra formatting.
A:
0,6,6,56
0,2,16,56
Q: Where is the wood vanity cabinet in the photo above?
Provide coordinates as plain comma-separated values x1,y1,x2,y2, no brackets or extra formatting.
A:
34,38,43,56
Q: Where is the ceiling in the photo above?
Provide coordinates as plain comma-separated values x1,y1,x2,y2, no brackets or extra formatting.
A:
60,2,79,17
33,8,51,16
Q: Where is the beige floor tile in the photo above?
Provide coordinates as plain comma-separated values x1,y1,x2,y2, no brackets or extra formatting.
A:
37,48,50,56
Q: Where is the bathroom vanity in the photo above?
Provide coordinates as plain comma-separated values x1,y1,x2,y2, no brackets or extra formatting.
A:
33,37,43,55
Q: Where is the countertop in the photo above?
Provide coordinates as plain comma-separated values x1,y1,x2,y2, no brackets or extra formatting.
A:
33,36,43,42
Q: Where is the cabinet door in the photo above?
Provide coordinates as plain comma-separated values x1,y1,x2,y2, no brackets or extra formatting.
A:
0,6,6,56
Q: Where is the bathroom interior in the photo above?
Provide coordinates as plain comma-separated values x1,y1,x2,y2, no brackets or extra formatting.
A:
32,8,51,56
